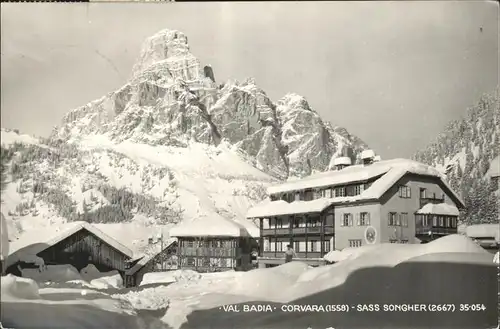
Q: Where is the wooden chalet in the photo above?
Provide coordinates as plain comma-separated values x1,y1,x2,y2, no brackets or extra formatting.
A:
124,239,178,287
5,222,133,277
247,153,465,268
169,216,257,273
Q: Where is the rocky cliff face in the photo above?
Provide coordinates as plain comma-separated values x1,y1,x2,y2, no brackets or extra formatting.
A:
52,28,368,180
414,89,500,224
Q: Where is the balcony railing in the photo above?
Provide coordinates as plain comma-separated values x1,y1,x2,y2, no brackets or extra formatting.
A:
415,225,457,236
261,226,334,237
261,251,323,259
419,197,445,208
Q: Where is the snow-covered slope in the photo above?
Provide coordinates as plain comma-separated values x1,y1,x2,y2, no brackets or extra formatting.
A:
0,28,368,255
414,89,500,224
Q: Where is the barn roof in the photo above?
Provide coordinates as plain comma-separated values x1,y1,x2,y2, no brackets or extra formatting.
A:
6,222,133,268
169,215,252,238
125,238,177,276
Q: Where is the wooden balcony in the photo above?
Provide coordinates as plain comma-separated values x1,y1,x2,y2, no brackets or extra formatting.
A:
261,251,323,259
419,197,445,208
261,226,334,237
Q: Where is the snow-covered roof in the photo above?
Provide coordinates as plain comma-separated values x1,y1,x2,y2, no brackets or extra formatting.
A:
416,203,460,216
6,222,133,268
247,198,336,218
361,149,376,160
333,157,352,166
465,224,500,243
169,216,254,238
125,238,177,275
266,158,464,208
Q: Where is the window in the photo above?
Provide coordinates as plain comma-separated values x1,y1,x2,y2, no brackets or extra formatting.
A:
324,240,331,252
420,188,427,199
341,213,353,227
187,257,195,266
276,217,283,228
451,217,457,228
421,214,429,227
334,187,345,197
270,238,275,252
294,240,300,252
276,241,283,252
432,216,437,226
354,185,362,196
399,185,411,198
358,212,370,226
445,217,450,228
270,194,278,201
304,190,314,201
264,238,271,251
308,216,321,227
324,189,332,198
294,192,301,201
349,239,362,248
309,240,317,252
400,213,408,227
388,212,399,226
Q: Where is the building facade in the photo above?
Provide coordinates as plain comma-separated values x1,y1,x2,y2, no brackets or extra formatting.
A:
247,152,465,268
169,217,257,273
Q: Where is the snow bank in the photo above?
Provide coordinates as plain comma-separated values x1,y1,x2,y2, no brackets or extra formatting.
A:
90,273,124,290
80,264,124,289
140,269,201,286
21,265,82,283
1,274,40,301
132,234,490,329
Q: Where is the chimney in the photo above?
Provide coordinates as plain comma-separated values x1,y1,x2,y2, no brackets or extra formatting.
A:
361,150,376,166
333,157,352,170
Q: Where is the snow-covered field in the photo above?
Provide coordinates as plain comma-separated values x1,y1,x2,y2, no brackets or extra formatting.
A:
1,234,497,329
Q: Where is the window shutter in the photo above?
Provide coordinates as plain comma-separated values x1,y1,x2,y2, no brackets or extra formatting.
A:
367,212,371,225
356,213,360,226
340,214,344,226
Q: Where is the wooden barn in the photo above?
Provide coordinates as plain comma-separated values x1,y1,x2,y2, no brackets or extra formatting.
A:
124,239,178,287
169,216,258,273
5,222,133,277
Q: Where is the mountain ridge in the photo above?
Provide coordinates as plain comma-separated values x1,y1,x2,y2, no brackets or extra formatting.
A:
0,28,368,251
413,88,499,224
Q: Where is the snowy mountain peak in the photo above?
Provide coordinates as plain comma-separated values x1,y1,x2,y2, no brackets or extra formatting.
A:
132,29,196,79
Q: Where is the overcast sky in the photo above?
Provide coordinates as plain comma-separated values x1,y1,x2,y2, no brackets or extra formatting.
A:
1,1,498,159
